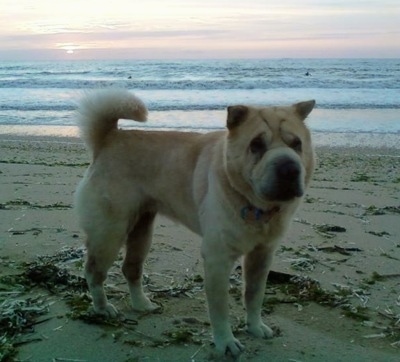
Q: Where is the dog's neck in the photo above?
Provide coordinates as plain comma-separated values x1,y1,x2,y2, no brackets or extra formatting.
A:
240,205,280,223
218,168,281,224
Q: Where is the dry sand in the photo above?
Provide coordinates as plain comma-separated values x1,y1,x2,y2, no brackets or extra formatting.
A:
0,134,399,362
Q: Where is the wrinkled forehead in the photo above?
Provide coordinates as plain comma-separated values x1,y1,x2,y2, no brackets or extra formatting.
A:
259,107,287,129
256,106,305,140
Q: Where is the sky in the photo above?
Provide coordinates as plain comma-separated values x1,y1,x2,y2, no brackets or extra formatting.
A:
0,0,399,60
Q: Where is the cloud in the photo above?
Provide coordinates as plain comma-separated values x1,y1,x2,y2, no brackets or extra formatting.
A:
0,0,399,59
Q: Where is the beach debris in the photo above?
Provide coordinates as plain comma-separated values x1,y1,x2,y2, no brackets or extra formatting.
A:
317,245,362,255
267,270,293,284
0,336,16,362
264,273,374,323
363,333,386,339
0,295,50,361
147,273,203,299
376,304,400,347
351,172,373,182
8,227,43,236
317,225,347,233
282,246,336,271
362,271,400,286
0,199,72,211
313,224,346,238
286,257,315,271
163,327,204,345
364,205,400,216
391,340,400,348
0,158,89,167
21,262,87,293
0,247,90,360
368,230,390,237
0,296,49,335
190,343,207,361
37,246,86,264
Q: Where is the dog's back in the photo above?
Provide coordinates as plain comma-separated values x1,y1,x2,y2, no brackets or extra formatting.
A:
75,89,224,235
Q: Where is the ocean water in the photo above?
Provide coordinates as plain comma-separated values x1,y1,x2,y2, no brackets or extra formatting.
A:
0,58,399,147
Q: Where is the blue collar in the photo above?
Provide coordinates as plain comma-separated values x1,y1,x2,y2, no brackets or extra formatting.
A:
241,205,280,223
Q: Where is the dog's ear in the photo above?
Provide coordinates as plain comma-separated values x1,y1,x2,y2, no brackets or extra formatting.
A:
227,105,249,130
293,100,316,121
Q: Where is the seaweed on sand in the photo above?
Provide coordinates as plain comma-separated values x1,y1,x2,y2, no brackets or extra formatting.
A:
0,295,50,361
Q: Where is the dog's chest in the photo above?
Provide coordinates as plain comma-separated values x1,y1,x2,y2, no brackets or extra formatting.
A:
214,216,281,255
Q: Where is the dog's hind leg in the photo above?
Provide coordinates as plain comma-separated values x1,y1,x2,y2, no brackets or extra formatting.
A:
243,244,274,339
85,225,127,318
122,212,158,312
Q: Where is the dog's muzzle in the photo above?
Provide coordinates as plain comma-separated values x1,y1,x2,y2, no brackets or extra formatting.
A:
262,157,304,202
274,158,303,200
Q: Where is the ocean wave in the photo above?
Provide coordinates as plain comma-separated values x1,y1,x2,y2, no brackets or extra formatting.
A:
1,102,399,113
1,58,399,91
0,78,398,90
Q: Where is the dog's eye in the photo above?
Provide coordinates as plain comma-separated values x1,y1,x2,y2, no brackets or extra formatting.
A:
249,136,267,155
291,137,302,152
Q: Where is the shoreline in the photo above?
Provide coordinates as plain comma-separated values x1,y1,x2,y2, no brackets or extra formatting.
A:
1,125,399,151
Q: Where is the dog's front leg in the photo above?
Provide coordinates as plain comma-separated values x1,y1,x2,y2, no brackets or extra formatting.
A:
243,244,274,338
203,251,244,356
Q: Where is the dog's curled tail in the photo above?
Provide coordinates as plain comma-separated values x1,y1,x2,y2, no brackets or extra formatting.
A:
77,89,148,154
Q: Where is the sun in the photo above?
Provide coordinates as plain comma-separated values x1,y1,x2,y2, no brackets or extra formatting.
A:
64,46,77,55
57,43,78,56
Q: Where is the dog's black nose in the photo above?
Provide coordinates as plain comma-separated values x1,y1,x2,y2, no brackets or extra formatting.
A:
276,159,300,180
262,157,303,201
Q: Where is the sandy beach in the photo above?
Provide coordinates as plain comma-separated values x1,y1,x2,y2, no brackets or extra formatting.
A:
1,134,399,362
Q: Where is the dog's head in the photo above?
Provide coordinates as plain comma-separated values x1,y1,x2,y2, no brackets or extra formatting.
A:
224,100,315,208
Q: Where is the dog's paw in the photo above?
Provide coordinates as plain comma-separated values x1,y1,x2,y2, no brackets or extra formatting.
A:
132,296,160,313
214,336,245,357
92,303,119,318
246,321,273,339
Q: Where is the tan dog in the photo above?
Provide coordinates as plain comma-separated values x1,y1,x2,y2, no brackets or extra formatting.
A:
74,89,315,356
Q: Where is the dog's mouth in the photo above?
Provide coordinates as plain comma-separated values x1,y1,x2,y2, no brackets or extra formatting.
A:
266,182,304,202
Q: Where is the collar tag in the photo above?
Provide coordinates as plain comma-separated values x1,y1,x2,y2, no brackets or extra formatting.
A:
241,205,279,223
